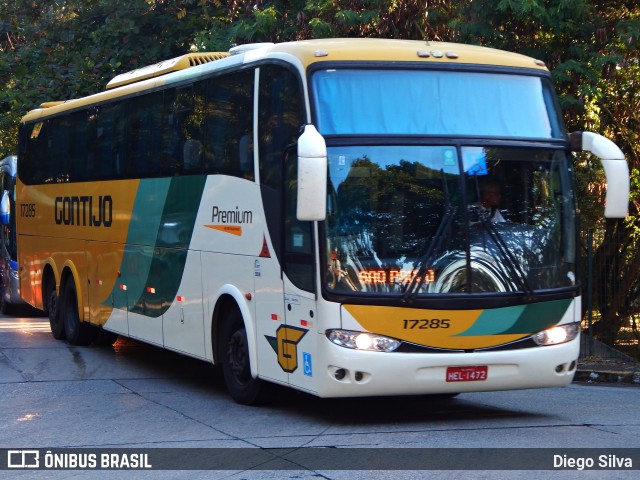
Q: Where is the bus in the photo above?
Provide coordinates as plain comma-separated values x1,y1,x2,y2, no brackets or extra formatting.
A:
16,39,629,404
0,155,29,314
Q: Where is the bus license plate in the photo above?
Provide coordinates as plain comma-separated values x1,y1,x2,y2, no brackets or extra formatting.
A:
446,366,488,382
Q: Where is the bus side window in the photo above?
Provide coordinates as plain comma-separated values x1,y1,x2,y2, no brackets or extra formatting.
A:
165,85,202,176
258,65,304,191
96,103,124,179
82,108,98,181
126,92,162,177
160,88,180,176
49,116,72,182
20,121,49,184
202,70,254,179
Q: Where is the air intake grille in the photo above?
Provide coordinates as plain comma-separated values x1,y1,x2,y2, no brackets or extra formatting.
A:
106,52,230,90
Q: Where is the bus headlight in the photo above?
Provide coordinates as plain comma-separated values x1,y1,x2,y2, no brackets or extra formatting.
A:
327,329,401,352
532,322,580,346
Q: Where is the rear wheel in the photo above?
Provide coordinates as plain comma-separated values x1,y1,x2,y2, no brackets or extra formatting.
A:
60,277,95,346
219,307,270,405
47,286,65,340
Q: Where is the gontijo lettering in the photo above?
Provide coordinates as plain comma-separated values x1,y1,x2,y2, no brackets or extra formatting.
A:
54,195,113,227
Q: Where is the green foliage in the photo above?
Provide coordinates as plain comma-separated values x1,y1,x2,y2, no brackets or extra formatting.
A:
0,0,227,156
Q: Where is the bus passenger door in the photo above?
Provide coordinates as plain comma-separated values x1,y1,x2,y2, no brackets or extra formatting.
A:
255,62,312,388
281,144,318,393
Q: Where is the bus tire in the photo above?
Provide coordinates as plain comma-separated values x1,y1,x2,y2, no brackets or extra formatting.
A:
219,307,270,405
60,277,95,346
48,287,65,340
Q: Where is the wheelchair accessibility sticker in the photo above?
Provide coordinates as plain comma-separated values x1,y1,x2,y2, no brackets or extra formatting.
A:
303,352,313,377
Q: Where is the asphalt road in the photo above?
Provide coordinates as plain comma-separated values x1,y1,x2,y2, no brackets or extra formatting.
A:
1,314,639,479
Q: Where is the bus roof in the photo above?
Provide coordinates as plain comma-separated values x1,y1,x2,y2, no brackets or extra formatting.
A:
269,38,547,70
21,38,548,123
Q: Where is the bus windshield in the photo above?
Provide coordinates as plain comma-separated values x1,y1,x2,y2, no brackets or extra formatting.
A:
324,145,576,295
312,69,564,139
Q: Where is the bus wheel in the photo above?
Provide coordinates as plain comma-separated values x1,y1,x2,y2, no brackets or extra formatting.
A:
219,308,269,405
47,287,65,340
60,278,95,346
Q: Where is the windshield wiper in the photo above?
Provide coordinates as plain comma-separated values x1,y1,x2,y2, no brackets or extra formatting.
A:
476,217,535,298
403,170,455,302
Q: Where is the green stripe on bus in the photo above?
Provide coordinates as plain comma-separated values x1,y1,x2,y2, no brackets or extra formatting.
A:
499,298,572,335
109,176,207,317
455,298,572,337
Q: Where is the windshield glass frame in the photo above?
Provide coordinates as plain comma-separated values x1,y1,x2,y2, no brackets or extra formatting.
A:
319,140,578,304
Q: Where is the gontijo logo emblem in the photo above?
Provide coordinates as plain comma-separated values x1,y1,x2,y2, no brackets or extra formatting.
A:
205,205,253,236
265,325,307,373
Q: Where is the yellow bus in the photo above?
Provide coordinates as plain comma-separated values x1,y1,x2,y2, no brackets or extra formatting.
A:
16,39,629,404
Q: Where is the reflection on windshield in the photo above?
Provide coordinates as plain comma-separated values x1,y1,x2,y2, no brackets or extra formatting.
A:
324,146,576,296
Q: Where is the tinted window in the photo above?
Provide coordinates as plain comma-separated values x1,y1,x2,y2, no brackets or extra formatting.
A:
19,69,256,184
258,65,305,191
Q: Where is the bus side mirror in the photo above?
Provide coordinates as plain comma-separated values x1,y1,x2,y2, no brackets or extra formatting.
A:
0,190,10,225
570,131,629,218
297,124,327,221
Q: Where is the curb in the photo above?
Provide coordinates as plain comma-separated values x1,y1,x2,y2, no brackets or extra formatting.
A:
574,369,640,385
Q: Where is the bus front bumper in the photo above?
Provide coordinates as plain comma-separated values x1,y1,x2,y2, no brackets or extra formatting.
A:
311,335,580,398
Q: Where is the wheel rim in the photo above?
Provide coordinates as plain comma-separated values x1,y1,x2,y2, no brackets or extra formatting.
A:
227,329,251,385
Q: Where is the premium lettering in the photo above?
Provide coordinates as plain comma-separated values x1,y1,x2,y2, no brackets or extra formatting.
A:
54,195,112,227
211,205,252,224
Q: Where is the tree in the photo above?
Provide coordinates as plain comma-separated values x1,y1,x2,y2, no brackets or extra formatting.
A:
0,0,225,157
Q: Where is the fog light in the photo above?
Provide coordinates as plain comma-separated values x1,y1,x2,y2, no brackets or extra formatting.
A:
327,329,401,352
532,322,580,346
334,368,346,380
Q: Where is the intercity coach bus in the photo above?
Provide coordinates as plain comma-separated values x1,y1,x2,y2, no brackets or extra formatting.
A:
16,39,629,404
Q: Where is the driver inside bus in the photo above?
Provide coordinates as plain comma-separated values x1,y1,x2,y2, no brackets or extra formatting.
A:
470,176,506,223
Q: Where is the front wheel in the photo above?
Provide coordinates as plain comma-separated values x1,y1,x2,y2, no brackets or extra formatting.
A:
219,308,270,405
